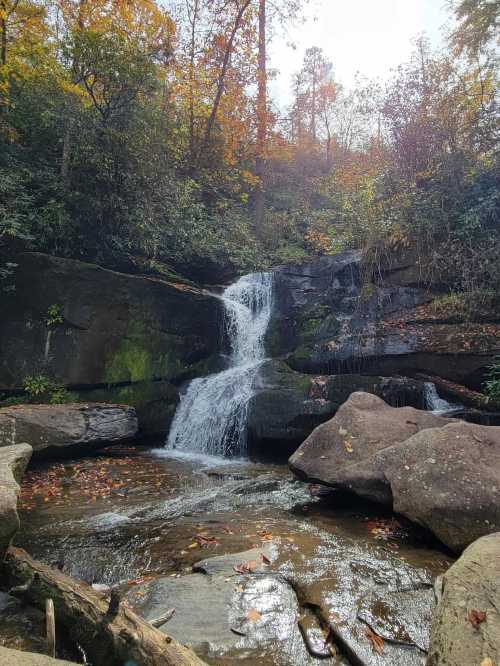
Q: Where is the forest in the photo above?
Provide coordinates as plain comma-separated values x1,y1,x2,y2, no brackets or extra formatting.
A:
1,0,498,291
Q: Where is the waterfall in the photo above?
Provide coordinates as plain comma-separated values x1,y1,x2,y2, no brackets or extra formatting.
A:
424,382,461,415
165,272,273,457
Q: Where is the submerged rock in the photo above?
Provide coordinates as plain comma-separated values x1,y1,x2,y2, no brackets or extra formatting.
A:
428,532,500,666
290,392,500,552
0,443,32,560
0,403,137,456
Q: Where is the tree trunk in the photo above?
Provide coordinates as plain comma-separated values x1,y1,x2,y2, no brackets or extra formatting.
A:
3,547,207,666
202,0,252,153
0,0,7,67
254,0,267,236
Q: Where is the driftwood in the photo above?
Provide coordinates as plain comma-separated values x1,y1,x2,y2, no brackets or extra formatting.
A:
46,598,56,657
4,547,207,666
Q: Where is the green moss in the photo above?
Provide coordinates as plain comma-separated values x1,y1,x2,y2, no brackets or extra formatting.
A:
105,317,185,383
290,344,314,363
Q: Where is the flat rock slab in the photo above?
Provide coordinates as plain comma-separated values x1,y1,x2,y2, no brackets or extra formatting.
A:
357,586,435,651
0,646,78,666
125,547,321,665
0,403,137,456
0,443,32,559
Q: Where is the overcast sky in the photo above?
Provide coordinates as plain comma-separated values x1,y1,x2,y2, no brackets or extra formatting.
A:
269,0,451,105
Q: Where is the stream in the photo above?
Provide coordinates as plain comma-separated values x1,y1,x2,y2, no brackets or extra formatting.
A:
4,272,455,665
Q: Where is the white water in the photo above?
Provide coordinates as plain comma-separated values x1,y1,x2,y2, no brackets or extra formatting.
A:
165,272,273,457
424,382,462,415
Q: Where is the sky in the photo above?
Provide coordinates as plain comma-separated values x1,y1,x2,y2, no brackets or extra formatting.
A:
269,0,451,104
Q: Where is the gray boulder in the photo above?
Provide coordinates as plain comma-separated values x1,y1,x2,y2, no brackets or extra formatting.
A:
427,532,500,666
0,403,138,456
0,443,32,560
290,392,450,504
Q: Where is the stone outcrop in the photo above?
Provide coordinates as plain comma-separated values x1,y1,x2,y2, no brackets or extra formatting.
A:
0,252,224,436
290,393,500,551
428,532,500,666
0,443,32,560
0,403,138,456
269,251,500,389
247,360,427,456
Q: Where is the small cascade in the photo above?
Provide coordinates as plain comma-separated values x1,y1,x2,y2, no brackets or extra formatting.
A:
166,272,273,457
424,382,462,415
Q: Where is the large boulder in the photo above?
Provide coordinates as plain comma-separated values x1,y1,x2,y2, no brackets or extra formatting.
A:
289,392,450,504
0,443,32,560
247,360,427,457
427,532,500,666
0,253,224,436
378,420,500,552
0,403,138,456
269,251,500,388
290,393,500,551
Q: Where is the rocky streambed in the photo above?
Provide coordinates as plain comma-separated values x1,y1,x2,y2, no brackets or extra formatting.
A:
4,448,454,666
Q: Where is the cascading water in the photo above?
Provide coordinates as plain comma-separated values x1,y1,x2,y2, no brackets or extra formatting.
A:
424,382,462,415
165,272,273,457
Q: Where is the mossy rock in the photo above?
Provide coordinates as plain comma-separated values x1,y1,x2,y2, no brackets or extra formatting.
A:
0,253,224,391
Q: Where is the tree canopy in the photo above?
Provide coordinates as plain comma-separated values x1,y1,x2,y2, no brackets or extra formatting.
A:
0,0,498,292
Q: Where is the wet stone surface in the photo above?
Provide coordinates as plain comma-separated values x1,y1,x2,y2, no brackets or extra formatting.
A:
10,449,454,665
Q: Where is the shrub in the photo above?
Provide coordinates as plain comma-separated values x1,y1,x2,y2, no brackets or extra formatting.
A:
22,374,76,404
485,358,500,403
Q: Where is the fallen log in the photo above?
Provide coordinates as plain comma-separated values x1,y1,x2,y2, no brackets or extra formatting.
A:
416,373,498,411
3,547,207,666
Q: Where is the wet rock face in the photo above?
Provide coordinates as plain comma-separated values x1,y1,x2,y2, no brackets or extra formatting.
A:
0,403,137,457
269,251,500,387
0,252,224,436
428,532,500,666
125,536,439,666
0,443,32,560
290,392,500,552
247,360,427,457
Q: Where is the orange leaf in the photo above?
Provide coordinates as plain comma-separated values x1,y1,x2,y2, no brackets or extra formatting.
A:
365,627,384,655
246,608,261,622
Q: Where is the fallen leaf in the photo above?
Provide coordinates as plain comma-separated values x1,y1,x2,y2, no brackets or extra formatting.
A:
480,658,494,666
247,608,262,622
468,609,487,628
344,440,353,453
234,560,259,574
365,627,384,655
261,553,271,565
